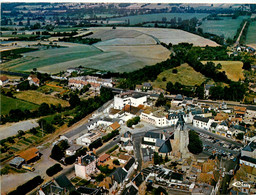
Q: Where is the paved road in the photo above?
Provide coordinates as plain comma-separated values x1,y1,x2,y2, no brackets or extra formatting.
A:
235,21,248,46
96,136,121,156
0,119,39,140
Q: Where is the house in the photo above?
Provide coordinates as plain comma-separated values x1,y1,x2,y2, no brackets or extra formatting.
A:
29,77,40,86
0,75,9,86
113,92,148,110
37,181,67,195
171,94,183,105
75,153,98,180
120,131,132,143
18,147,40,163
121,140,133,152
123,157,136,178
246,106,256,118
241,141,256,159
204,84,214,98
141,131,165,150
76,186,106,195
240,156,256,168
192,116,213,130
76,132,101,146
108,121,121,131
167,112,193,126
65,145,82,156
135,83,152,92
97,153,110,166
9,157,25,169
141,148,154,162
140,110,167,127
214,113,229,121
234,106,247,117
54,174,76,193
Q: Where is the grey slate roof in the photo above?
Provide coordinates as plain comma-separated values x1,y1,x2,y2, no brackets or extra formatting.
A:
141,148,154,158
193,116,209,123
9,157,25,167
145,131,163,139
109,167,127,184
55,174,76,192
122,184,138,195
158,139,172,153
142,140,155,146
124,157,135,172
240,156,256,164
211,122,218,128
81,153,96,165
155,139,165,147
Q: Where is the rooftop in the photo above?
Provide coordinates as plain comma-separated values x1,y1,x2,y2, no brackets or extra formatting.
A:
18,147,39,162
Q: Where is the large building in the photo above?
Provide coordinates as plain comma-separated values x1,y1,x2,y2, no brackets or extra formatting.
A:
113,92,148,110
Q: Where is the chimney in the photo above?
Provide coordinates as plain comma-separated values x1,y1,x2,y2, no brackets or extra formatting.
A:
78,157,82,165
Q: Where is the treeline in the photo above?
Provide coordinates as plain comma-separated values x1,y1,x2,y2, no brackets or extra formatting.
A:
58,36,101,45
1,48,37,61
8,176,43,195
1,102,63,125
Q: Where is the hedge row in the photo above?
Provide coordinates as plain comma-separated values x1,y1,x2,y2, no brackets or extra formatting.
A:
8,176,43,195
46,163,63,177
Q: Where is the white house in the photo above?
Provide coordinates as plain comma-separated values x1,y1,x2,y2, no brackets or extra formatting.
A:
240,156,256,168
0,76,9,86
241,142,256,159
76,132,101,146
140,111,167,127
65,145,82,156
113,92,148,110
192,116,213,130
75,153,98,180
141,131,165,150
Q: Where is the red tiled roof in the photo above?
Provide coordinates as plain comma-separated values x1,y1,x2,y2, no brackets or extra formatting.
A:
0,76,8,82
109,121,120,131
18,147,39,162
98,153,110,162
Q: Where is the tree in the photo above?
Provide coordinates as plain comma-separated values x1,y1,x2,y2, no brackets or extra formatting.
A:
236,133,244,140
50,145,64,161
188,130,203,154
165,154,169,162
172,69,178,73
69,93,80,108
29,128,37,135
155,93,166,107
242,61,251,70
216,63,222,69
96,173,105,182
113,159,120,165
162,77,166,81
38,103,51,116
17,130,25,137
154,152,159,165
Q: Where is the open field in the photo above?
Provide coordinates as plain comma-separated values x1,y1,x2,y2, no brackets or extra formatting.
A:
89,27,219,47
1,94,39,115
152,63,207,89
109,13,209,25
246,21,256,45
1,27,218,73
201,61,244,81
14,90,69,107
199,16,250,39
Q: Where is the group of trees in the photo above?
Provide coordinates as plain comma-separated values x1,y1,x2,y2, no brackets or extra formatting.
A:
50,140,69,161
209,82,246,101
153,152,169,165
46,163,63,177
58,36,101,45
188,130,203,154
102,130,119,142
126,116,140,127
68,87,114,127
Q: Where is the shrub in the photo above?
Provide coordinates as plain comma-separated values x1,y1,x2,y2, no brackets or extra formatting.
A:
89,138,102,150
172,69,178,73
46,163,63,177
113,159,120,165
65,155,76,165
96,173,105,182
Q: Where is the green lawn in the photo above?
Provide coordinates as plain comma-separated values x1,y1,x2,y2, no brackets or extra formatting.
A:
0,94,39,115
152,63,207,89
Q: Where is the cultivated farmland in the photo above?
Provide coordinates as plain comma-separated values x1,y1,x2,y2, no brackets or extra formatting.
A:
1,27,218,73
246,21,256,47
152,63,207,89
109,13,209,25
14,90,70,107
199,16,250,39
1,94,39,115
201,61,244,81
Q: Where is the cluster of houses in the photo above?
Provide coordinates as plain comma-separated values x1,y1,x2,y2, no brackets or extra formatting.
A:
68,75,113,91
